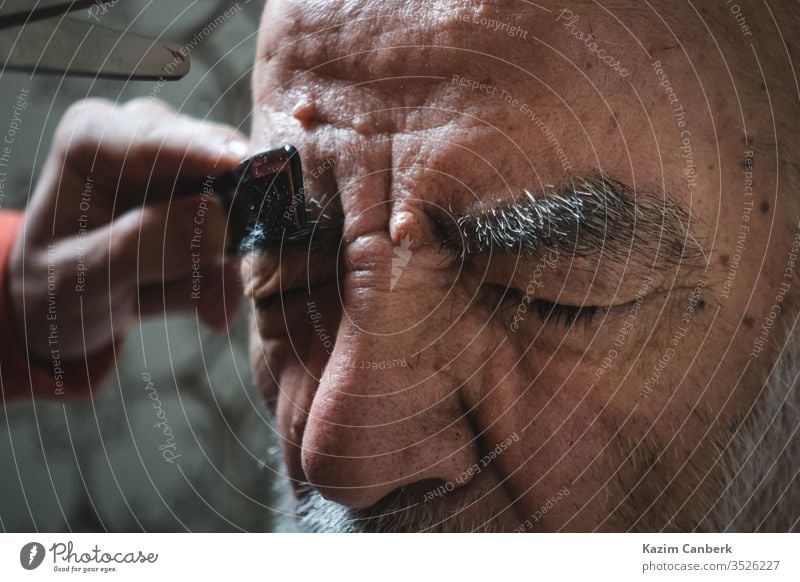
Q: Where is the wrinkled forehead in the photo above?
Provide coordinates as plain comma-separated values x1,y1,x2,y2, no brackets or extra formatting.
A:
253,0,744,80
251,0,760,144
257,1,547,78
254,3,650,148
251,0,775,224
255,1,640,93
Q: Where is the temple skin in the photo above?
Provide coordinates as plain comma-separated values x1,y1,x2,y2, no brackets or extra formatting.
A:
243,0,800,531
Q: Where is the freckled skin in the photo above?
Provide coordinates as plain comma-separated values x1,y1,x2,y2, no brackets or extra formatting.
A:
245,0,799,530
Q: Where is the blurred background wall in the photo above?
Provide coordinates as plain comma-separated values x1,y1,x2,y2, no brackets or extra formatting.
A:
0,0,287,532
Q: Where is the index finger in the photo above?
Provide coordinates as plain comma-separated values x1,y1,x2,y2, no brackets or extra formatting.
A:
55,98,249,204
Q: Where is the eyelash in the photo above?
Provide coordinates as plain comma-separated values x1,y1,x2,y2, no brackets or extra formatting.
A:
535,299,601,328
257,283,601,330
483,285,601,329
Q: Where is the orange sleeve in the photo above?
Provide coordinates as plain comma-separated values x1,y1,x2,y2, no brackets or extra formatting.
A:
0,211,116,401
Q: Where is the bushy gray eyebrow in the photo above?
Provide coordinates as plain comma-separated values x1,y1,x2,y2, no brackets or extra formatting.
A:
440,173,706,271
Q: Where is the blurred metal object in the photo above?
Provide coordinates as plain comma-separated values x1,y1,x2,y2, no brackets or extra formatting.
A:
0,0,190,80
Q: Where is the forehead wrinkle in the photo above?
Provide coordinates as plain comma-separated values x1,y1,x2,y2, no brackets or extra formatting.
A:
445,172,705,271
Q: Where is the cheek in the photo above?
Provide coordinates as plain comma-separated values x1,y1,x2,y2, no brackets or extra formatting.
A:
250,327,333,485
249,281,342,451
460,315,638,476
456,338,601,515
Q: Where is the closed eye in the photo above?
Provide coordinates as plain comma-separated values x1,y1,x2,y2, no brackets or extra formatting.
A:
533,299,600,328
480,284,602,329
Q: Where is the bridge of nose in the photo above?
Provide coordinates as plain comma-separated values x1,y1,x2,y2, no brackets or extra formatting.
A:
299,233,481,508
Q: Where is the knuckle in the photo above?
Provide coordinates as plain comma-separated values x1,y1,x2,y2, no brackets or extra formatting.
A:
106,213,139,266
62,97,115,124
124,97,174,117
55,98,114,152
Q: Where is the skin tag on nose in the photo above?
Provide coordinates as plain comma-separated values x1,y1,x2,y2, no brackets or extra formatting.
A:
218,145,307,254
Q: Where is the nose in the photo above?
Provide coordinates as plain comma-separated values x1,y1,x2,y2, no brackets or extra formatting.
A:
300,235,480,509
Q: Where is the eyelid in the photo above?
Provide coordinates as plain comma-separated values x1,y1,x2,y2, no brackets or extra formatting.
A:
481,283,605,329
535,299,601,328
476,253,661,310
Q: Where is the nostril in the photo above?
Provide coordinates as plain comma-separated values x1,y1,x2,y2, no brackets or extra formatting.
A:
299,327,483,509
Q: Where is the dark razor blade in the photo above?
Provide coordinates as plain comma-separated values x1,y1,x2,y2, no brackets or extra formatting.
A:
220,145,307,254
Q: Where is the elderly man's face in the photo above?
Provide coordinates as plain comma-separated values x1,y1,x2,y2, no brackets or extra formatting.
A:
242,0,799,531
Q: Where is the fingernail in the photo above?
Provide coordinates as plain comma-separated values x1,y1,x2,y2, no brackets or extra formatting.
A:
227,139,249,157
